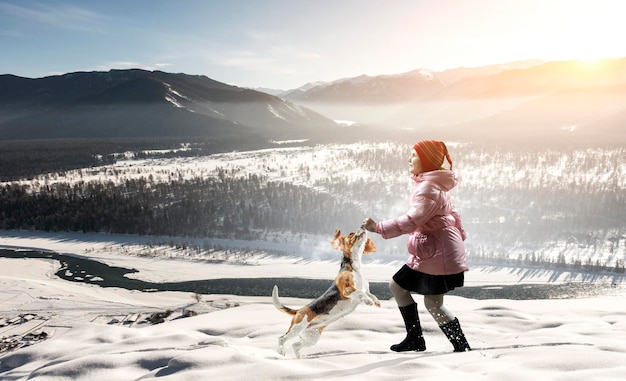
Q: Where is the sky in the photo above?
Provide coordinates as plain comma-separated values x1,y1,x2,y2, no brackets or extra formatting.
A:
1,0,626,90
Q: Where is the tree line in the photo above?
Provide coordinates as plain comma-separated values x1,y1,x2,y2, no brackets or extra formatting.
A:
0,170,363,239
1,140,624,273
0,136,290,182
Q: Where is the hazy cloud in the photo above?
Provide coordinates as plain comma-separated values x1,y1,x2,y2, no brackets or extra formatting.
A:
0,1,105,32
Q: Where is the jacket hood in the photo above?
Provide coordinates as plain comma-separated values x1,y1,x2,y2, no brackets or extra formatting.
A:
413,170,458,192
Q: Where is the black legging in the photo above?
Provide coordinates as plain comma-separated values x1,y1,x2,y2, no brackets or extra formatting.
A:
389,279,455,325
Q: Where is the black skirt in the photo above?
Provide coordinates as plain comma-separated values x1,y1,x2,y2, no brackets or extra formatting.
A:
392,264,464,295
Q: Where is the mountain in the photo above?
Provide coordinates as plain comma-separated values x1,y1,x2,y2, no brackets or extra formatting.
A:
5,59,625,146
279,81,330,101
282,70,443,104
389,58,626,144
281,60,544,103
282,58,626,145
251,87,285,96
0,69,339,142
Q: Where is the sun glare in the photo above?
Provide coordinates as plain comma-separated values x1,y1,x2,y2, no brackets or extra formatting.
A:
573,58,606,70
559,57,617,84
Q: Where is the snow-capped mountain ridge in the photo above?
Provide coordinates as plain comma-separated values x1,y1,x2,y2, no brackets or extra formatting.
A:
0,69,338,142
279,59,545,102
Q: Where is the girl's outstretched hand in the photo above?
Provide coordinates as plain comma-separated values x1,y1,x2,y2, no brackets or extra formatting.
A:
362,218,377,233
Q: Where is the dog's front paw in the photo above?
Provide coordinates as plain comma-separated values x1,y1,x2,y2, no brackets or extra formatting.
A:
357,292,376,306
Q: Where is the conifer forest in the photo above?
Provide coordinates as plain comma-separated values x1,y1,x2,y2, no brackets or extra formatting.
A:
1,138,624,274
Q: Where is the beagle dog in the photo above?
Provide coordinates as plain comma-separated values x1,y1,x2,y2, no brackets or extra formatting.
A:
272,228,379,358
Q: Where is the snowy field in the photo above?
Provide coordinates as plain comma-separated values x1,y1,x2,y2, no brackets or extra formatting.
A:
1,142,624,379
1,231,625,380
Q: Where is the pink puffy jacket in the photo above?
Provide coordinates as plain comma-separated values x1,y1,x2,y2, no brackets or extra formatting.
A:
376,170,468,275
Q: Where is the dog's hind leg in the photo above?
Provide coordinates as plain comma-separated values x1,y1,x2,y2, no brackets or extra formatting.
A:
293,326,325,359
278,315,309,356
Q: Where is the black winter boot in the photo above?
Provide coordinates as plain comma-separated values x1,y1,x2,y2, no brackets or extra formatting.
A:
390,302,426,352
439,317,471,352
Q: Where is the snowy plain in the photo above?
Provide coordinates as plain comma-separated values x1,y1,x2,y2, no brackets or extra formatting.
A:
0,231,625,381
1,142,624,380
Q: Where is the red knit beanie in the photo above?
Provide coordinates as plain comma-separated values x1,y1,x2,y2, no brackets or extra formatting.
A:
413,140,453,172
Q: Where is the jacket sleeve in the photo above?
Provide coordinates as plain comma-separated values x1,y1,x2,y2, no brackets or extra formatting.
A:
451,209,467,241
376,195,439,239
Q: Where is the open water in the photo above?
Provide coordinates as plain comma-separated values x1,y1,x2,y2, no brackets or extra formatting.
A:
1,249,623,300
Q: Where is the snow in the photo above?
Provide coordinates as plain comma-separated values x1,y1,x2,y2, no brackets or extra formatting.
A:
1,142,624,379
163,83,189,110
1,232,625,380
270,139,311,145
335,120,356,126
267,104,287,121
164,95,183,108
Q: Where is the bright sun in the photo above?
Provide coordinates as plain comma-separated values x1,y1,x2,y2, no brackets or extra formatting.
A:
573,58,608,69
523,1,625,65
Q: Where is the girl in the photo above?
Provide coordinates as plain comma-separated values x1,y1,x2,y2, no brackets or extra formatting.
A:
362,140,471,352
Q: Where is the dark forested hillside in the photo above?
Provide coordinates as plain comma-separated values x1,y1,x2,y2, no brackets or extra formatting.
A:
0,137,278,182
0,173,362,238
0,69,339,142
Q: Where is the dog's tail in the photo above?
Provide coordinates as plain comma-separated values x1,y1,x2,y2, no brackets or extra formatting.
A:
272,285,297,315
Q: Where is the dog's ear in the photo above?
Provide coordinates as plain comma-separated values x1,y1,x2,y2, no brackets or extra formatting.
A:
364,238,377,254
331,230,344,250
